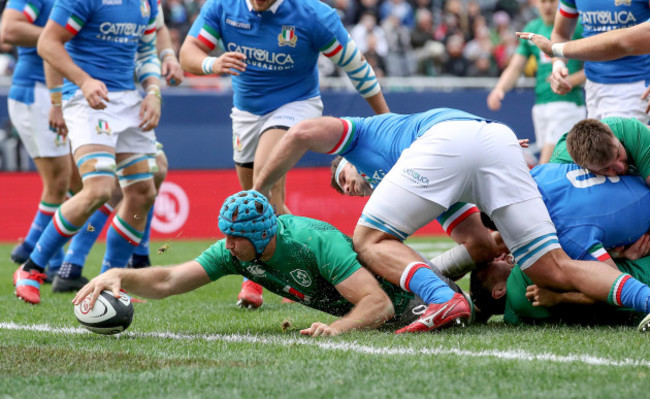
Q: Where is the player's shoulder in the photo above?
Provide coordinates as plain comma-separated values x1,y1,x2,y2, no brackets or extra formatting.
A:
285,0,339,23
278,214,340,234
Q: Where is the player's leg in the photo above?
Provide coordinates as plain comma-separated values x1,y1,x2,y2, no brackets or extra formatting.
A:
8,91,71,266
54,179,121,292
433,205,499,280
353,182,472,333
130,145,168,268
16,143,116,304
100,152,157,273
540,101,586,164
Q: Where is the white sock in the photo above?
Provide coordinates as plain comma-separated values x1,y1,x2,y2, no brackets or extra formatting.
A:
430,244,475,280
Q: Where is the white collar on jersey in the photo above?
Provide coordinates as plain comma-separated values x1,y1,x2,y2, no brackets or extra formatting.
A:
246,0,285,13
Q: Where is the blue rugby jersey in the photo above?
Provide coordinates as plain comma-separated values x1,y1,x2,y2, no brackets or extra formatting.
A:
7,0,55,104
48,0,157,95
531,162,650,262
329,108,485,188
559,0,650,84
188,0,349,115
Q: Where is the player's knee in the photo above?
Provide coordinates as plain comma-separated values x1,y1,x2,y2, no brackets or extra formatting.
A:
153,152,168,191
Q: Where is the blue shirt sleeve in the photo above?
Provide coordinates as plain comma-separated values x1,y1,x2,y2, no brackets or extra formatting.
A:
49,0,90,30
311,1,350,51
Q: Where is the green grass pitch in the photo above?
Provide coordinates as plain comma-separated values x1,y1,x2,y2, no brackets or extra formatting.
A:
1,238,650,398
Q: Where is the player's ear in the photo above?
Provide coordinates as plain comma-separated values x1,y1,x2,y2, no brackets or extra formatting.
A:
492,282,506,300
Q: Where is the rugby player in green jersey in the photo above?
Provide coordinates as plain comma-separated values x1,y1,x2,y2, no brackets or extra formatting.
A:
551,117,650,186
73,190,470,336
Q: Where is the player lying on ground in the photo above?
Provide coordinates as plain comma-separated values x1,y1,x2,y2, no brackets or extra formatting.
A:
73,190,472,336
251,108,650,332
470,161,650,330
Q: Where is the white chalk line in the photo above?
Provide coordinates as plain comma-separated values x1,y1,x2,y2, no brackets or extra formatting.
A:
1,322,648,368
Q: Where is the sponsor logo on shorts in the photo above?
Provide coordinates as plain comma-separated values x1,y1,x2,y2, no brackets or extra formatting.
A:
278,26,297,48
290,269,312,287
226,18,251,29
96,119,112,135
401,168,429,188
54,134,68,147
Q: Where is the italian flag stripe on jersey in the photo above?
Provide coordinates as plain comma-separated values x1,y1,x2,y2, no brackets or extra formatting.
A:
439,203,479,235
197,24,219,50
111,215,143,246
23,3,38,23
321,38,343,58
558,1,578,18
65,14,83,35
144,18,156,35
589,244,611,262
328,118,355,154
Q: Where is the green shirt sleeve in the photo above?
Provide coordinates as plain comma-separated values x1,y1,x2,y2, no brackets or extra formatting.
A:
549,132,573,164
194,240,237,281
603,117,650,180
505,266,552,322
315,229,362,286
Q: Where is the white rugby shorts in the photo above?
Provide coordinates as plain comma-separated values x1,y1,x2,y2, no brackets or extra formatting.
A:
230,96,323,165
9,82,70,158
585,79,650,123
531,101,586,148
63,90,157,155
359,119,559,269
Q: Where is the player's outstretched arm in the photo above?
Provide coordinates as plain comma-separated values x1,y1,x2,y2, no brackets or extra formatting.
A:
301,268,394,337
72,260,212,309
253,117,345,197
521,22,650,62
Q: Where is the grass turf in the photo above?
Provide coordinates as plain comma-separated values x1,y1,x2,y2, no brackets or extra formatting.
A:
1,238,649,398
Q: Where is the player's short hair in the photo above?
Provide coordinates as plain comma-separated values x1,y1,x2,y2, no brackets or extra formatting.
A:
330,156,345,195
566,119,617,168
469,266,506,322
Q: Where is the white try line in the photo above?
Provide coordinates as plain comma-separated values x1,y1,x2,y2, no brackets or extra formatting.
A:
2,322,648,368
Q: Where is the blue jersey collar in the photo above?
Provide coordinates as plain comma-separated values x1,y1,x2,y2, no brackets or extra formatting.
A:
246,0,285,13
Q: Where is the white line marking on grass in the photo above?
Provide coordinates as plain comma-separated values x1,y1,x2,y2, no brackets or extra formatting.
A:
2,322,648,368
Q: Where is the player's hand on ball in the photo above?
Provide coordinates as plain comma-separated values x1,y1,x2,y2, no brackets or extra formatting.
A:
516,32,552,57
300,322,341,337
80,78,109,110
73,268,123,310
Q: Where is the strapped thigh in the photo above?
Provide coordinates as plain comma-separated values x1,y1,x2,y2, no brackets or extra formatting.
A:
116,154,157,187
76,152,116,181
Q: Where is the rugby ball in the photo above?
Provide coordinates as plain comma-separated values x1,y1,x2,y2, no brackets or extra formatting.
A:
74,290,134,335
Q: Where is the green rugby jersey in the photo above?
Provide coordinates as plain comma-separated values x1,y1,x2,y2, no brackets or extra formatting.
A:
196,215,414,317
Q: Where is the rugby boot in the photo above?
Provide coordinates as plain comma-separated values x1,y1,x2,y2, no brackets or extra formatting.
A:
52,275,89,293
10,242,30,264
237,280,263,309
14,264,46,304
395,292,473,334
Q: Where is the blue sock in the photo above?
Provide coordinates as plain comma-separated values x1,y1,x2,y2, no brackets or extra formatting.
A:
402,262,454,304
23,202,59,251
30,208,80,269
48,247,65,275
64,204,112,266
133,207,153,256
610,274,650,313
57,262,83,279
101,215,143,273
